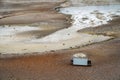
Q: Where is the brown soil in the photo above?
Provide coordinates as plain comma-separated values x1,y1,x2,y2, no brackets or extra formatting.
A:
0,38,120,80
79,17,120,38
0,1,120,80
0,2,70,25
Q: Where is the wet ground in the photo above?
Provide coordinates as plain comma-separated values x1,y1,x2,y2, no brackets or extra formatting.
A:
0,38,120,80
0,1,120,80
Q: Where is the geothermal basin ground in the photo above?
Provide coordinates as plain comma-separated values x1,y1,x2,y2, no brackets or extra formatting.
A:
1,5,120,54
0,1,120,80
